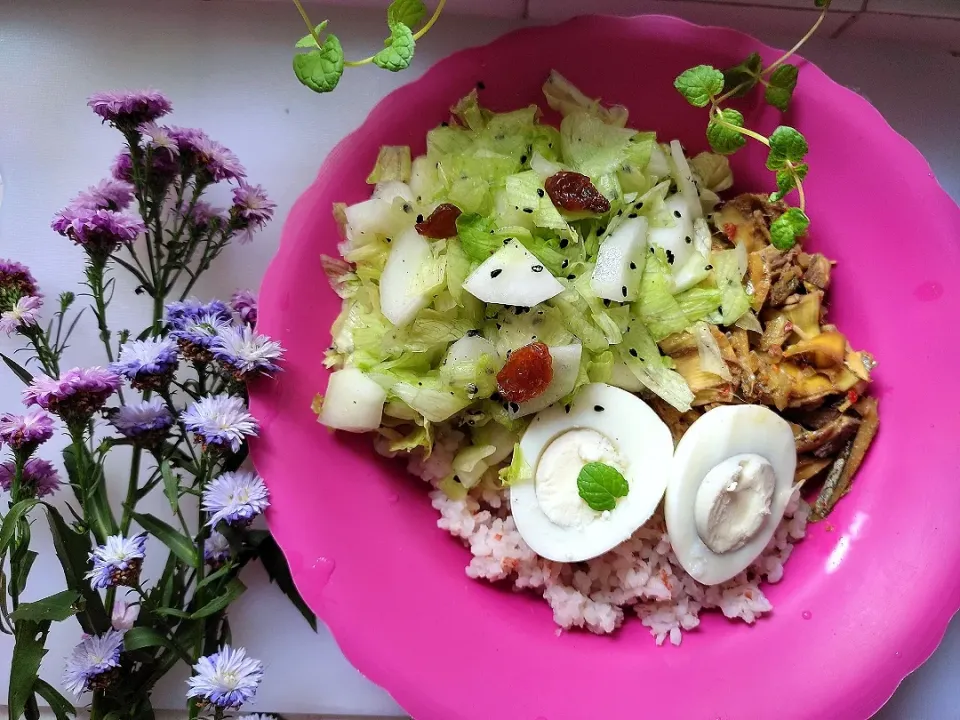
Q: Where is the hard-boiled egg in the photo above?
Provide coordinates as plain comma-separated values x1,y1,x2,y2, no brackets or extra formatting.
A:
666,405,796,586
510,383,674,563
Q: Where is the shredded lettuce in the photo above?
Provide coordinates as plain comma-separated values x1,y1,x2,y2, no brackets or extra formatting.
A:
498,444,532,486
542,70,629,127
711,247,751,325
636,253,689,341
617,324,694,412
366,146,412,184
560,110,636,181
676,286,723,321
452,444,497,488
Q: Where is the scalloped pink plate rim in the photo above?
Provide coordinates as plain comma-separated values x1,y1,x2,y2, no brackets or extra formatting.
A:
251,14,960,720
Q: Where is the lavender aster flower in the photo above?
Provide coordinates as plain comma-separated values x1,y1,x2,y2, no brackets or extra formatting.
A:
181,395,258,453
171,312,233,363
139,122,179,157
73,178,134,212
229,289,257,327
203,471,270,527
23,367,121,425
186,645,263,709
108,398,174,446
212,325,283,379
87,89,172,128
62,629,125,696
112,337,179,389
185,200,224,231
239,715,277,720
111,600,140,631
169,126,246,182
111,151,133,183
230,182,276,243
165,298,233,329
0,295,42,335
0,259,40,313
51,206,145,259
0,458,61,498
85,533,147,589
0,408,55,449
204,530,231,565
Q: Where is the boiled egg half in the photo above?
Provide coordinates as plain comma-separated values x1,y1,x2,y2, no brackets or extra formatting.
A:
666,405,796,585
510,383,674,563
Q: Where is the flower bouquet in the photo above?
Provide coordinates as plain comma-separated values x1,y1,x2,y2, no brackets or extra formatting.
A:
0,90,312,720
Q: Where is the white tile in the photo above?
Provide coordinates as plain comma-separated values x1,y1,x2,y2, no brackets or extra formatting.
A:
870,0,960,18
845,12,960,49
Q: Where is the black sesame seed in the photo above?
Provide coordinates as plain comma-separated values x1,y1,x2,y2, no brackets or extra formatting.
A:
621,286,628,297
510,402,520,413
416,213,424,224
603,299,611,307
635,201,644,210
564,404,571,414
385,237,392,243
417,381,423,386
491,391,503,402
561,259,569,269
630,262,637,270
705,264,714,271
649,247,655,253
467,329,480,337
502,403,510,411
629,348,638,357
628,212,638,219
673,210,682,218
403,203,412,213
520,155,528,164
567,274,576,280
490,268,503,278
514,306,523,315
594,405,605,412
523,207,534,214
685,236,692,244
559,238,569,249
496,323,502,330
476,81,486,89
441,121,449,127
532,264,544,273
536,188,544,197
718,305,724,315
503,238,511,245
616,209,623,216
666,249,675,265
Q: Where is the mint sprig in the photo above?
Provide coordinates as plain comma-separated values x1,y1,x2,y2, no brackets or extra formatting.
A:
577,462,630,512
290,0,443,94
673,0,828,249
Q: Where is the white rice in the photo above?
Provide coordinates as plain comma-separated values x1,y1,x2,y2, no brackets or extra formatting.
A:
400,428,809,645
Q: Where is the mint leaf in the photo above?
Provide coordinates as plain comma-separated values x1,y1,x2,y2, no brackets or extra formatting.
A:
706,108,747,155
815,0,831,7
577,462,629,512
293,34,345,93
766,126,808,169
723,52,762,97
387,0,427,28
373,22,416,72
295,20,328,49
765,64,799,112
674,65,724,108
770,163,808,202
770,208,810,250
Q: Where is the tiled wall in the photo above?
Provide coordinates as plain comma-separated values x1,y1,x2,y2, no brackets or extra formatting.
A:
288,0,960,50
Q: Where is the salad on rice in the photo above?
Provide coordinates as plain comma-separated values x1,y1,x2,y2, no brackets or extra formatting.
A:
315,72,879,642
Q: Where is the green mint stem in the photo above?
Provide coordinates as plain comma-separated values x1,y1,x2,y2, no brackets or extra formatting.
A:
763,6,827,77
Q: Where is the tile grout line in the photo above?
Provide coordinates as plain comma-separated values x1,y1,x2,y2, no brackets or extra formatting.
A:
830,0,868,39
521,0,530,20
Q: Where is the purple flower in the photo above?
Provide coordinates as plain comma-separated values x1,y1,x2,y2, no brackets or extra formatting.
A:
229,290,257,327
111,337,178,389
139,122,179,157
51,207,145,258
202,471,270,527
184,200,224,232
23,367,121,424
85,533,147,589
165,298,233,330
72,179,134,212
0,295,42,335
62,629,125,697
168,126,246,183
0,458,61,498
186,645,263,709
181,395,258,453
111,151,133,183
171,312,233,363
108,398,173,446
230,183,275,241
87,90,172,128
111,601,140,631
0,259,40,313
204,530,231,564
212,325,283,378
0,408,55,449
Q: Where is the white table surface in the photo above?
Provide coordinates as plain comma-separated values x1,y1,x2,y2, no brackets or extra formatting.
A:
0,1,957,717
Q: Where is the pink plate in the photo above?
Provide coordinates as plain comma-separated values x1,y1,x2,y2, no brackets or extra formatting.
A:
250,15,960,720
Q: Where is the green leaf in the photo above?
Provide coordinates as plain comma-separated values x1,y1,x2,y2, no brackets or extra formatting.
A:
723,52,762,97
295,20,328,48
12,547,37,596
815,0,831,7
123,626,175,652
44,505,110,634
387,0,427,28
132,513,199,568
372,22,416,72
0,353,34,385
706,108,747,155
765,64,799,111
0,499,37,555
293,34,345,93
10,591,79,623
62,445,117,542
577,462,630,512
766,126,808,170
160,460,180,514
674,65,724,108
770,208,810,250
195,559,237,591
189,578,246,619
258,534,318,631
770,163,808,202
9,619,47,719
33,678,75,720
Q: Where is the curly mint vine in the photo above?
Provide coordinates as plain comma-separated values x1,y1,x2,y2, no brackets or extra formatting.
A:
674,0,831,250
291,0,446,93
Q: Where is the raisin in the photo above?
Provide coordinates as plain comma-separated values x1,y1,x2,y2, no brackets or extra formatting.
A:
415,203,462,238
544,171,611,214
496,341,554,403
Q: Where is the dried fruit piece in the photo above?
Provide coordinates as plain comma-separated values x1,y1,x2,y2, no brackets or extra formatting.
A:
415,203,462,238
544,171,611,214
496,341,554,403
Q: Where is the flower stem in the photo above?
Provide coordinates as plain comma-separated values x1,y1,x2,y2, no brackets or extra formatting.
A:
763,6,827,77
85,260,116,364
